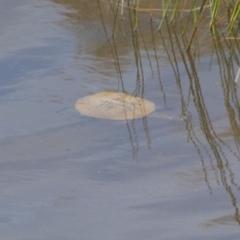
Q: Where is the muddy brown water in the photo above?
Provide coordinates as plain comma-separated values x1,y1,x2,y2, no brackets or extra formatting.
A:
0,1,240,240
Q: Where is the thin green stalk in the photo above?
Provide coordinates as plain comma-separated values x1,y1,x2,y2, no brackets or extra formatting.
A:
170,0,180,22
158,0,171,31
209,0,221,28
181,0,197,36
185,1,207,51
228,1,240,34
133,0,139,30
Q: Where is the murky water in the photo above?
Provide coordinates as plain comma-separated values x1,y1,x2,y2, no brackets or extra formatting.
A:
0,1,240,239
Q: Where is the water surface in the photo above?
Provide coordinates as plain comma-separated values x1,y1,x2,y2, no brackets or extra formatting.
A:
0,1,240,239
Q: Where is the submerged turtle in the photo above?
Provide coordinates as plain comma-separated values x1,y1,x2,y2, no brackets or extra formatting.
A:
75,91,155,120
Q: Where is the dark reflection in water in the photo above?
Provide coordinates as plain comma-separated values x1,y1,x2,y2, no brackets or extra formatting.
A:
51,1,240,219
160,22,240,225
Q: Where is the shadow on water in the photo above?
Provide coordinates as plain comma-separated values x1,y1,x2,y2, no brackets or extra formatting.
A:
59,0,240,226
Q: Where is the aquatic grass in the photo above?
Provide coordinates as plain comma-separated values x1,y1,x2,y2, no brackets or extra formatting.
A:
228,1,240,33
110,0,239,49
209,0,222,28
158,0,172,31
132,0,140,30
101,0,240,85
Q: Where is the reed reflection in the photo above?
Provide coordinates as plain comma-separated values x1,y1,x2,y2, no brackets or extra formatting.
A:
159,19,240,223
52,0,240,218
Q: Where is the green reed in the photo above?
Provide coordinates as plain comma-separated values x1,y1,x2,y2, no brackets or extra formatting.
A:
115,0,239,49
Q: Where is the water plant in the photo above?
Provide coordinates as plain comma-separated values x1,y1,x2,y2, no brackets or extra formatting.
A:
110,0,239,49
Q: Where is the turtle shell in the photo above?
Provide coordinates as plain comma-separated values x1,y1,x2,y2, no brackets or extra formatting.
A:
75,92,155,120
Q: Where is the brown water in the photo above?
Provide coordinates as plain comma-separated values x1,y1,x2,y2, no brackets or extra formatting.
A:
0,1,240,239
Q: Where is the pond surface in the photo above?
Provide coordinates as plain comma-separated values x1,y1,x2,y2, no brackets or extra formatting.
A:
0,1,240,239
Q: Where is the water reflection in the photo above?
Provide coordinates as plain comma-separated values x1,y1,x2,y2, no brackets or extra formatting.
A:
159,20,240,221
103,0,240,224
51,0,240,226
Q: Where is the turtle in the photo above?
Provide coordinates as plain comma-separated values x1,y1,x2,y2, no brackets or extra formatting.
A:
75,91,156,120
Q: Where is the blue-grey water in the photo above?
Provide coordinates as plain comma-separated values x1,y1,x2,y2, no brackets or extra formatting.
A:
0,1,240,239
